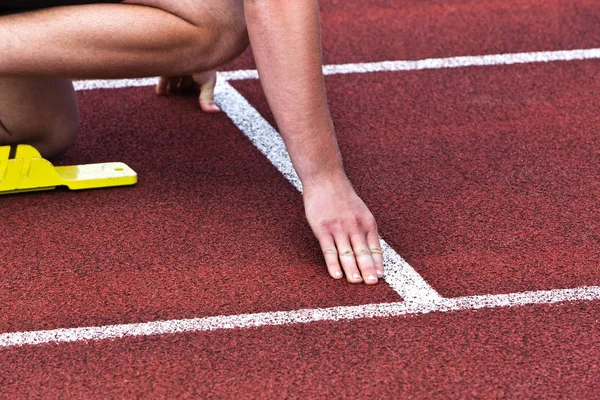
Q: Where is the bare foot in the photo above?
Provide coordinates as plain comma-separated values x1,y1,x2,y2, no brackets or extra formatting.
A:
155,69,220,113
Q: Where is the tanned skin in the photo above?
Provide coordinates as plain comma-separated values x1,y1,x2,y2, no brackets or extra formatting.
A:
0,0,384,284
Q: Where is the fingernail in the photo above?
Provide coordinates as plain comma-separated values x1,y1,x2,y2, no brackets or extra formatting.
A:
333,271,342,278
367,275,377,283
377,270,384,278
353,273,361,280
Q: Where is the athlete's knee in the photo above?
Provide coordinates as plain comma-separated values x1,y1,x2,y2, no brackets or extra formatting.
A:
36,116,80,158
212,5,250,63
187,3,249,71
0,119,77,158
0,77,79,158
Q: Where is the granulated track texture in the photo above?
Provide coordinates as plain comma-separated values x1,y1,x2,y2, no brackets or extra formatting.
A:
234,59,600,297
0,88,400,334
2,303,599,397
1,0,599,397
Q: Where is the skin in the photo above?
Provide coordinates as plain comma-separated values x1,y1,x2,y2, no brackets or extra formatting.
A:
0,0,384,284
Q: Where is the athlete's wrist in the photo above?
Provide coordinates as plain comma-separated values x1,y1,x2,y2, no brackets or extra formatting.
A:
301,164,350,192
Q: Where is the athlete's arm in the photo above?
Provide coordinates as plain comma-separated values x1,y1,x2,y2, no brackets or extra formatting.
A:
244,0,384,284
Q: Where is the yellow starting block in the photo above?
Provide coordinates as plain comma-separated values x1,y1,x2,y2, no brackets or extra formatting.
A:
0,145,137,195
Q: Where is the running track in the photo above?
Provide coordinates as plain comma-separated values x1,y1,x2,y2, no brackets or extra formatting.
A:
1,0,600,397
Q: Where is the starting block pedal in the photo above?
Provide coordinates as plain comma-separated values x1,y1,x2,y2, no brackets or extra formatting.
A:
0,145,137,195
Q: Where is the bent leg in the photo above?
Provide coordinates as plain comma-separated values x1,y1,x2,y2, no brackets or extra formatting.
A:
0,78,79,158
0,0,249,79
0,0,248,157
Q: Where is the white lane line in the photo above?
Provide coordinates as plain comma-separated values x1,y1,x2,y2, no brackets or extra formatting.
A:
214,80,301,191
219,48,600,81
74,72,442,302
73,77,158,91
214,81,441,303
380,241,441,303
55,48,600,350
2,286,599,348
73,48,600,91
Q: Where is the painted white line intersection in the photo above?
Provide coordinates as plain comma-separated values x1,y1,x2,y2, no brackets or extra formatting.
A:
5,47,594,348
214,80,440,303
2,286,599,348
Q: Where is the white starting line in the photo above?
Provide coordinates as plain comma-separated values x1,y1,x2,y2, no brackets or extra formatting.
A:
2,286,599,348
3,47,590,348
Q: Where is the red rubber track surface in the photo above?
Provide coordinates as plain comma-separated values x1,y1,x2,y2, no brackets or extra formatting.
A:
225,0,600,70
1,0,600,397
0,88,400,334
233,59,600,296
2,302,599,398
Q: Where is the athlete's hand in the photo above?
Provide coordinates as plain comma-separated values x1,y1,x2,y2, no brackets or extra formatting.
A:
303,175,384,284
155,69,220,113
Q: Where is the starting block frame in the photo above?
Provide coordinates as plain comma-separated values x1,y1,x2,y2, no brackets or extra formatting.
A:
0,145,137,195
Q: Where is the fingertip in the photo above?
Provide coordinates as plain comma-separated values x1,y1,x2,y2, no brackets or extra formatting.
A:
327,262,343,280
331,270,343,279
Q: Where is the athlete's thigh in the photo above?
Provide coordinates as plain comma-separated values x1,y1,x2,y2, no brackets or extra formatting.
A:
122,0,244,28
0,77,78,146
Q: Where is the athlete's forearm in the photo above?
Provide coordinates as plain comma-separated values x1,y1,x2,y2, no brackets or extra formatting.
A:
244,0,346,186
